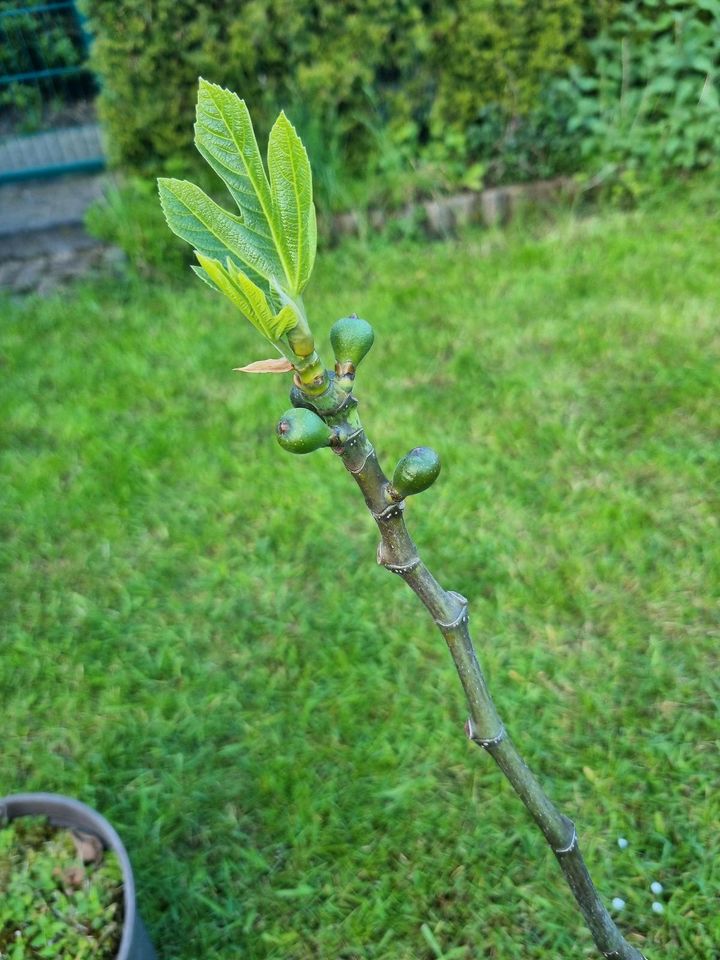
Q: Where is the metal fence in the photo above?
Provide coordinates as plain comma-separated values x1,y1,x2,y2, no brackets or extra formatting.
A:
0,0,104,183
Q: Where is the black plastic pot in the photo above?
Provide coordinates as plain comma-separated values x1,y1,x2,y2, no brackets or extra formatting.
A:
0,792,156,960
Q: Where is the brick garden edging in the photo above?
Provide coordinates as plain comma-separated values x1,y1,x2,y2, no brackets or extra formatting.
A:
0,175,576,295
331,176,576,238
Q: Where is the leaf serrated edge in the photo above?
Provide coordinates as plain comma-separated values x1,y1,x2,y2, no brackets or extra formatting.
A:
158,177,282,290
195,80,300,295
268,111,315,294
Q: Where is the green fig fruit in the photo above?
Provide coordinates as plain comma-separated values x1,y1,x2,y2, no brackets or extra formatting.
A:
390,446,441,499
330,315,374,374
276,408,332,454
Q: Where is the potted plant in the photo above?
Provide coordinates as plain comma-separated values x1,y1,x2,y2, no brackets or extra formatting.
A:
0,793,155,960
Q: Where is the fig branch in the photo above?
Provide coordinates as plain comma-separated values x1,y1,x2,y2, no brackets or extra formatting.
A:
159,81,647,960
275,316,647,960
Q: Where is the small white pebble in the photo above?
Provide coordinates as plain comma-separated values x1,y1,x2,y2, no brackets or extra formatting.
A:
612,897,626,910
650,881,663,895
652,901,664,915
617,837,629,849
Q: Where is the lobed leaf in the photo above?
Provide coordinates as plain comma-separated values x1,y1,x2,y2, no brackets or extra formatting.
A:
158,178,282,289
194,81,278,252
192,80,316,297
159,80,318,349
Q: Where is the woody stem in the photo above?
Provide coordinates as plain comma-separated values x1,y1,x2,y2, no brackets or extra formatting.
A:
319,404,646,960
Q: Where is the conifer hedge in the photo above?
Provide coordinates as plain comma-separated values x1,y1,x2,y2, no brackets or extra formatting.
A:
80,0,613,175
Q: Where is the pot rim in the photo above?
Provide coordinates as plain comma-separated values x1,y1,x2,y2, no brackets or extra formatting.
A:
0,792,137,960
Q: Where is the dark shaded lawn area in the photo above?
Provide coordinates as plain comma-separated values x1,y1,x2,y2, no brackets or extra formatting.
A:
2,181,719,959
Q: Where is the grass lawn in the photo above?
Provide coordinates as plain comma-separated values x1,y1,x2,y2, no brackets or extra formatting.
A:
2,180,719,960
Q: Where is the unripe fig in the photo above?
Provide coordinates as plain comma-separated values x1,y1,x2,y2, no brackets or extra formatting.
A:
390,446,441,499
276,408,332,454
330,315,374,373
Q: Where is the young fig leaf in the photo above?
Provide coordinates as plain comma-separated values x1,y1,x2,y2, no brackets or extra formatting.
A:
157,177,280,290
267,111,317,294
195,253,297,346
159,79,318,355
186,79,315,298
194,78,275,244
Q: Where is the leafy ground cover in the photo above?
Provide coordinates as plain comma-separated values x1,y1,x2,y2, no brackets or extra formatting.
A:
1,180,718,959
0,817,122,958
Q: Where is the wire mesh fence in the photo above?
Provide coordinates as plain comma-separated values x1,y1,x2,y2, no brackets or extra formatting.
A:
0,0,104,183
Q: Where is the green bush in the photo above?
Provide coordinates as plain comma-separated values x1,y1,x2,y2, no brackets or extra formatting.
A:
85,176,192,279
465,83,585,186
80,0,600,184
82,0,719,272
555,0,720,192
425,1,584,154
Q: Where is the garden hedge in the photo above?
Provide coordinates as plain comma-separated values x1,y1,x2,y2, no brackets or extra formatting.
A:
80,0,614,177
